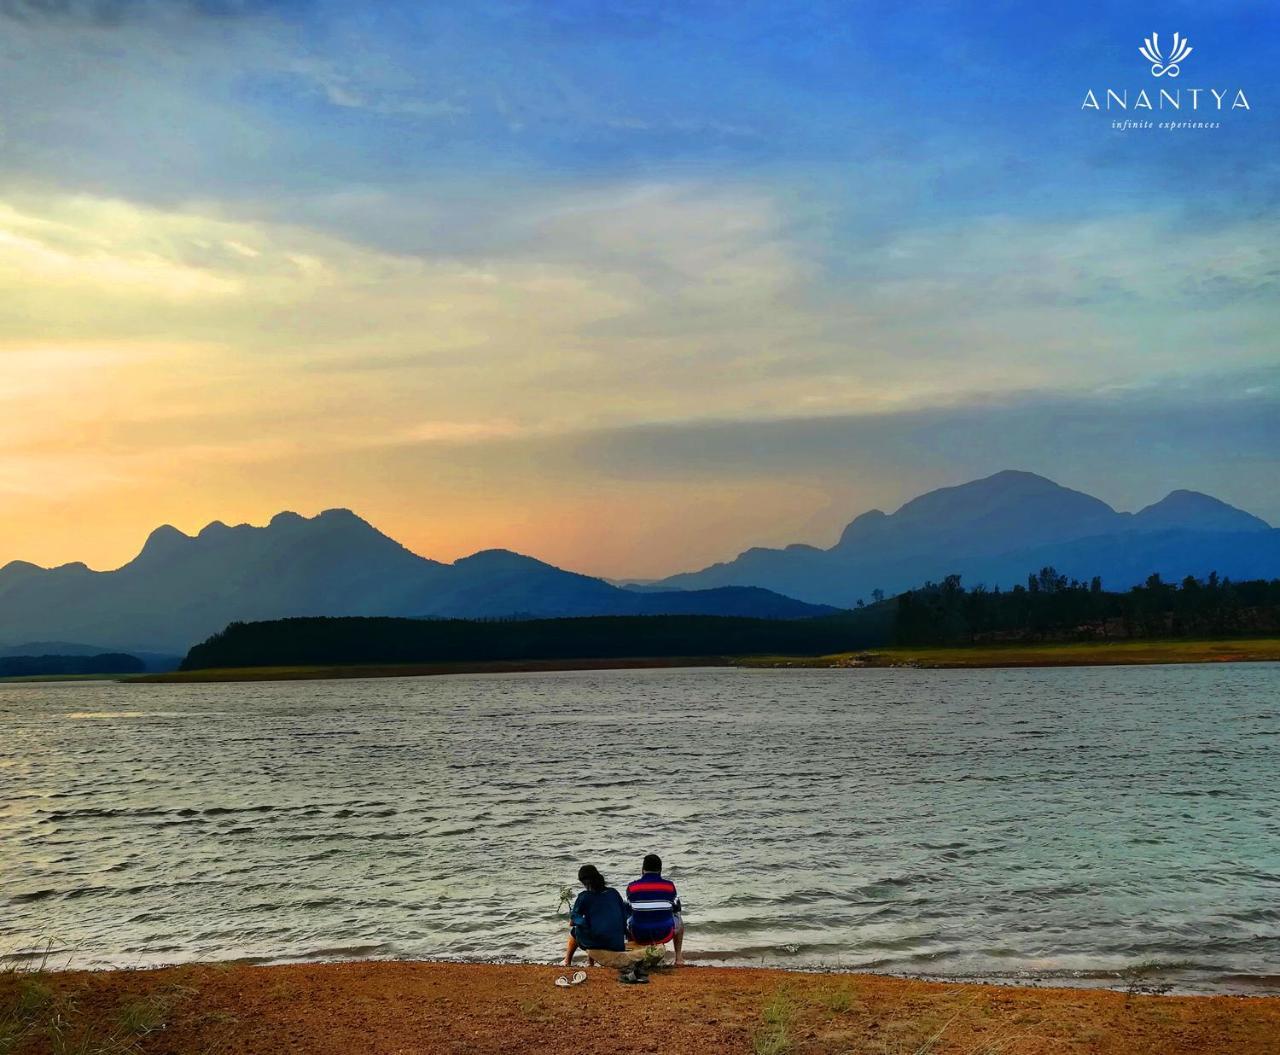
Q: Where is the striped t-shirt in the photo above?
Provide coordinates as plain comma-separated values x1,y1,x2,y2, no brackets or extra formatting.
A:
625,871,682,944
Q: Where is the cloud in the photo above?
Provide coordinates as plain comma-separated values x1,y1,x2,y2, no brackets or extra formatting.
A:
0,168,1275,575
277,57,469,118
1,183,1276,470
0,0,300,26
362,370,1279,570
542,368,1280,483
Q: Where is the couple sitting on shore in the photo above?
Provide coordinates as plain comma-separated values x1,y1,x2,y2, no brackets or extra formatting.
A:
562,854,684,985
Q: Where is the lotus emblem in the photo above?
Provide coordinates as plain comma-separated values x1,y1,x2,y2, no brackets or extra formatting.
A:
1139,32,1192,78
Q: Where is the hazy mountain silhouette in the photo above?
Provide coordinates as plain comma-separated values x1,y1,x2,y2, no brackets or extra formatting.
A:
0,509,832,653
1129,489,1269,534
0,641,182,672
654,470,1278,607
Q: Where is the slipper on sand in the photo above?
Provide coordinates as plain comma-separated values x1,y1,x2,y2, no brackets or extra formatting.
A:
554,970,588,988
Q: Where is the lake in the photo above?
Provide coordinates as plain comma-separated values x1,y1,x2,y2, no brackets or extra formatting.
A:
2,664,1278,993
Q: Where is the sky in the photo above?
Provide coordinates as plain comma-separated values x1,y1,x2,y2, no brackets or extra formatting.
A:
1,0,1277,579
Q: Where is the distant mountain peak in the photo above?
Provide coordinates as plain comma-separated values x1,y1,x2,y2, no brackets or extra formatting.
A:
1133,490,1270,533
137,524,190,561
829,470,1117,560
273,508,380,533
982,468,1056,485
145,523,187,542
896,469,1114,515
897,469,1100,509
454,548,552,571
834,508,888,549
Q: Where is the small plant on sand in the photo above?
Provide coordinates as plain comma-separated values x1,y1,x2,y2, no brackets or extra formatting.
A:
639,945,668,970
819,984,855,1013
752,989,795,1055
555,885,575,916
117,985,194,1036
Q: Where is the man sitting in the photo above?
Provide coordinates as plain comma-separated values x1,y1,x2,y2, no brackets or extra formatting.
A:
625,853,686,966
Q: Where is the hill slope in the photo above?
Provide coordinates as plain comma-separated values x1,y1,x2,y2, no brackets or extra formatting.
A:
0,511,832,653
655,471,1278,607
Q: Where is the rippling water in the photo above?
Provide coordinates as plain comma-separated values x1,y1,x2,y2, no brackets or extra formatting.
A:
2,665,1279,992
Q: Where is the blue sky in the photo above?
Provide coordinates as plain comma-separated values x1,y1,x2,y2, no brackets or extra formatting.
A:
0,0,1276,575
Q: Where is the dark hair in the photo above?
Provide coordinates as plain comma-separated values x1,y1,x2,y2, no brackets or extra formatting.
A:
577,864,607,892
642,853,662,873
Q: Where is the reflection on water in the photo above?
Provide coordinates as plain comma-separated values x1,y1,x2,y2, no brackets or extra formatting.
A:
64,712,146,720
1,664,1278,993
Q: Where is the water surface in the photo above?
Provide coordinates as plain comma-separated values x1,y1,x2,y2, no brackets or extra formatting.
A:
2,665,1278,993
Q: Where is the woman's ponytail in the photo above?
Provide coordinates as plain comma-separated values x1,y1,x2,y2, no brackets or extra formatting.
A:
577,864,607,892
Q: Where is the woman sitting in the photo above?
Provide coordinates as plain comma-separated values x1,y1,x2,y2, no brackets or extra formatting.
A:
563,864,647,984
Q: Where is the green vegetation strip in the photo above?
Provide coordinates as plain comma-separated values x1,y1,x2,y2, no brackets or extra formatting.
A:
741,637,1280,669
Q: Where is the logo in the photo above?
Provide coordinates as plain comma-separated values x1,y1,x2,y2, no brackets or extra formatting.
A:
1080,31,1250,128
1139,32,1192,78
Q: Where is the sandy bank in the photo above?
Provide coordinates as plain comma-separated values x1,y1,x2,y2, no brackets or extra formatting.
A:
128,637,1280,682
744,637,1280,670
3,961,1277,1054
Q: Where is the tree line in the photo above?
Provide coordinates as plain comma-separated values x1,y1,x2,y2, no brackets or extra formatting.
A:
180,570,1280,670
892,570,1280,646
181,610,894,670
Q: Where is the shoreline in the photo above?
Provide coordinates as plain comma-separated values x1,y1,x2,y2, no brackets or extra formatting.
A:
129,655,735,683
4,960,1277,1054
743,636,1280,670
126,637,1280,682
24,953,1278,1000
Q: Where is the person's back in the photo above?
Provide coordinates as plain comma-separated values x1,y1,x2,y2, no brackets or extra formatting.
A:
564,864,647,983
625,853,685,965
570,885,627,953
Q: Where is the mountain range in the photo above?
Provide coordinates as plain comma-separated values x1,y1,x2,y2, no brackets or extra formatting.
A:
0,510,831,654
650,470,1279,607
2,470,1276,655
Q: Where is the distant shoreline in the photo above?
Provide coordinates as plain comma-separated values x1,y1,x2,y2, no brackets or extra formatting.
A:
126,637,1280,683
130,656,736,683
4,961,1276,1054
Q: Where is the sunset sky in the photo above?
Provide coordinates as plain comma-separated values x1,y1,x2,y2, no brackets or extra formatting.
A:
1,1,1277,578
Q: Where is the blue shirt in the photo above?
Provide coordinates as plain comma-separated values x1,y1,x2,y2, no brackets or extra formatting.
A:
570,887,627,951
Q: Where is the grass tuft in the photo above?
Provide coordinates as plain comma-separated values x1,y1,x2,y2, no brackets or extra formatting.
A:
819,983,855,1013
2,956,198,1055
752,988,795,1055
117,985,194,1036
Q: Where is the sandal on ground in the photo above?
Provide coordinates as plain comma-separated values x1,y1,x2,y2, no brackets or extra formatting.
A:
554,970,588,988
